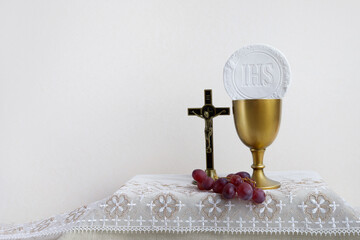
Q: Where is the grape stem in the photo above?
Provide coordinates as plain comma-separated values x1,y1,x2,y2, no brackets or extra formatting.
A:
225,176,257,187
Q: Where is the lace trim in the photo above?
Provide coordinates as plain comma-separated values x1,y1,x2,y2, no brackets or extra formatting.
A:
2,226,360,240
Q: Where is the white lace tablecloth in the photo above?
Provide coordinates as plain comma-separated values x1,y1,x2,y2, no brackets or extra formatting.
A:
1,171,360,240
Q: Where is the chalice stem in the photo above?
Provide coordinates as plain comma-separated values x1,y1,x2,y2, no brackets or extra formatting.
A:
251,148,265,171
251,148,266,184
250,149,280,190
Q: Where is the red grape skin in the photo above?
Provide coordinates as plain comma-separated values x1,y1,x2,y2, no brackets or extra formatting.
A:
222,183,236,199
192,169,207,183
193,170,262,203
230,175,244,186
213,178,228,193
202,177,215,190
235,171,251,179
237,182,253,200
252,188,266,203
197,182,205,190
226,173,235,178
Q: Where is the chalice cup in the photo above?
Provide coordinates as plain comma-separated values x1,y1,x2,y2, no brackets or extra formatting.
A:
233,99,281,190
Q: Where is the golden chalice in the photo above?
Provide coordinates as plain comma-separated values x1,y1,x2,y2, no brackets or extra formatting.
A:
233,99,281,190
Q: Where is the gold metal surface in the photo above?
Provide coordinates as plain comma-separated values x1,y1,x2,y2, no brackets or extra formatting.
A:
233,99,281,189
205,169,218,180
188,89,230,180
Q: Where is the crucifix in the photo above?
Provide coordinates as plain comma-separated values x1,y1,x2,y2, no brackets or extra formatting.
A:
188,89,230,179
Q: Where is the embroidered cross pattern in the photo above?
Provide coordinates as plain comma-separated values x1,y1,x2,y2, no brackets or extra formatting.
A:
2,172,360,238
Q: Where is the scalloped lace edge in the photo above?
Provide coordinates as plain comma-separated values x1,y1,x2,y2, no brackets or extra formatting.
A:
1,226,360,240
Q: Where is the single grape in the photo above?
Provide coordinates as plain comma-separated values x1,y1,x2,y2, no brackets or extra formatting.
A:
235,171,251,179
213,178,228,193
197,182,205,190
226,173,235,178
230,175,244,186
236,182,253,200
192,169,207,183
202,177,215,190
222,183,236,199
252,188,266,203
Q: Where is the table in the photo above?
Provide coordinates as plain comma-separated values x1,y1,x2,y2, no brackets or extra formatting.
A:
1,171,360,240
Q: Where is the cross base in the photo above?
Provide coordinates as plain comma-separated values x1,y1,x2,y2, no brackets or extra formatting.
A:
205,169,218,180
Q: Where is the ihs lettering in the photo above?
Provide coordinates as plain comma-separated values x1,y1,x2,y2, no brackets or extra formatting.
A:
240,63,274,87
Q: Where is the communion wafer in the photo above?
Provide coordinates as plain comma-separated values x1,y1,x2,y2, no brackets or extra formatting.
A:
223,44,291,99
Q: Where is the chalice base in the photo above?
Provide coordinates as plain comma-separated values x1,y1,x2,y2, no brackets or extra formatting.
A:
252,169,280,190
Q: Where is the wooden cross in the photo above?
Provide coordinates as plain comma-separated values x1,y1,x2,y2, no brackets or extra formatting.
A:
188,89,230,177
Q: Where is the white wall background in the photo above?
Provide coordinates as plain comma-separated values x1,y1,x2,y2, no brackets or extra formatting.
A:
1,0,359,224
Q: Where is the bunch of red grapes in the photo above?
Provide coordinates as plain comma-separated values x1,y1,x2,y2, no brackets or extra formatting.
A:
192,169,266,203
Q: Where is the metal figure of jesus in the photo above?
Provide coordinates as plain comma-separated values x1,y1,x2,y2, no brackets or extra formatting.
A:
188,89,230,179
